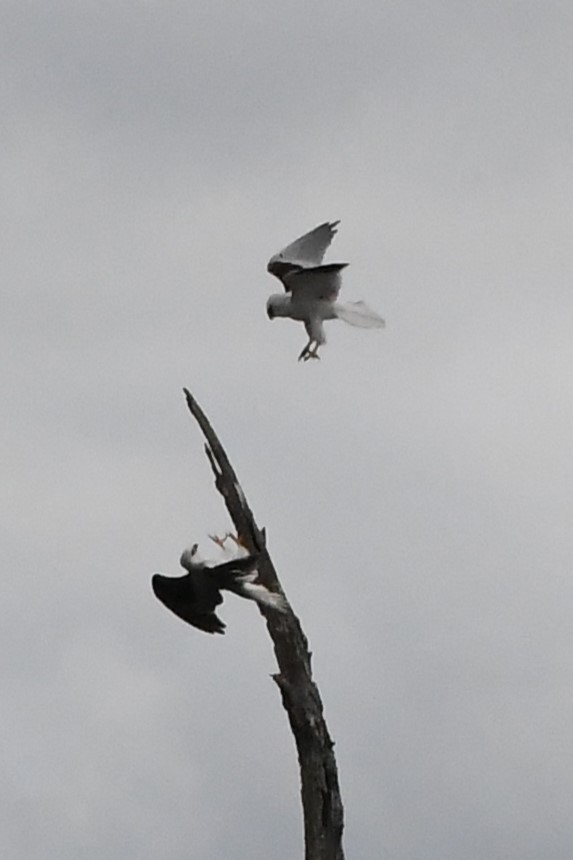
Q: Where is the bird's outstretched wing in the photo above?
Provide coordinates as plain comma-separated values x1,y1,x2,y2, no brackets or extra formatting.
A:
283,263,348,302
151,572,226,634
182,611,226,634
267,221,341,286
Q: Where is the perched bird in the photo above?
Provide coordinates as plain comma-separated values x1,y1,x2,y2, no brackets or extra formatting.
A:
152,543,286,634
266,220,385,361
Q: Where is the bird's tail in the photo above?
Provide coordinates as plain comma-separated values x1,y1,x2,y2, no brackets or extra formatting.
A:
211,555,288,612
334,300,385,328
237,574,288,612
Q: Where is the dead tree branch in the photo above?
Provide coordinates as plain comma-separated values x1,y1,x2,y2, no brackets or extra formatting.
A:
183,388,345,860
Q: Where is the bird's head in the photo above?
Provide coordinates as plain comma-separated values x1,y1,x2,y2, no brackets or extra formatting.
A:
266,294,289,320
179,542,201,571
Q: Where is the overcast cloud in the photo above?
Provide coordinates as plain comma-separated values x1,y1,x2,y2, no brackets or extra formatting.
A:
2,1,573,857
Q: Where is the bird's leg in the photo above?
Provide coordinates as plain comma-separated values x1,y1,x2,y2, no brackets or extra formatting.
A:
303,342,320,362
306,344,320,361
209,533,231,549
298,341,311,361
298,340,320,362
214,532,244,549
209,532,245,550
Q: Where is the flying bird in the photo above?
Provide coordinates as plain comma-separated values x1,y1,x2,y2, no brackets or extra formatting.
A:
152,543,286,634
266,220,385,361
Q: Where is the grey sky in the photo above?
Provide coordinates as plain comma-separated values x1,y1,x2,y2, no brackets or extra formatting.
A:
2,1,573,857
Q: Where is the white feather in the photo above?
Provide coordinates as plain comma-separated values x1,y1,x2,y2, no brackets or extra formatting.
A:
268,221,340,272
334,300,385,328
180,544,203,570
240,582,288,611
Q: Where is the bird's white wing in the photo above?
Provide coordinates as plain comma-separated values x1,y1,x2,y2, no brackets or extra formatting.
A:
267,220,340,282
283,263,347,302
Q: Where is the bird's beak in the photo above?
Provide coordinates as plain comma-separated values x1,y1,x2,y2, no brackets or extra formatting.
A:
267,307,275,320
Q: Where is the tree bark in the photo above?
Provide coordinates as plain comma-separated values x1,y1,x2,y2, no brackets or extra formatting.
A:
183,388,345,860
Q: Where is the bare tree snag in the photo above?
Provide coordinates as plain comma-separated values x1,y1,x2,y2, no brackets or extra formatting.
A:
183,388,345,860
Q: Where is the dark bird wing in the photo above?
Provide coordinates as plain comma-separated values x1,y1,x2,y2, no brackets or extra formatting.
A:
267,221,341,288
282,263,348,301
151,571,226,634
183,612,226,635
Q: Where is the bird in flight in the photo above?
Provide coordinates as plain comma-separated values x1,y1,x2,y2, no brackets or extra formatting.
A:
266,220,385,361
152,541,287,634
